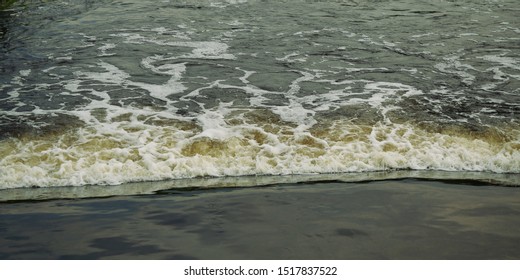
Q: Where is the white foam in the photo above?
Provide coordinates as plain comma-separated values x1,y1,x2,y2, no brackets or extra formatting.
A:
75,61,186,104
411,32,436,38
55,56,73,62
276,52,307,63
195,103,238,140
2,23,518,189
77,62,130,85
480,54,520,71
435,55,476,85
209,0,248,8
236,68,255,84
19,69,31,77
271,101,316,128
0,117,518,189
98,43,116,56
112,31,236,60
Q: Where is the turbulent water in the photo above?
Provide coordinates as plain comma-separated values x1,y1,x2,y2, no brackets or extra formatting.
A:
0,0,519,190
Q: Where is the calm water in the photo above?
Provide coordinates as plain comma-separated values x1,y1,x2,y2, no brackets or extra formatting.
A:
2,180,520,259
0,0,519,191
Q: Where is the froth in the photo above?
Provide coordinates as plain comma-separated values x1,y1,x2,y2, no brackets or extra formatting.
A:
0,117,518,189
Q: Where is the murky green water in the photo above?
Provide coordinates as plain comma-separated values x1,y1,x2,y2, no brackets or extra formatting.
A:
0,0,519,191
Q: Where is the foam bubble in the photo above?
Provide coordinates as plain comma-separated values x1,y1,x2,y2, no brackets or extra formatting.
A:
97,43,116,56
19,69,31,77
112,31,236,60
434,55,477,85
0,115,518,189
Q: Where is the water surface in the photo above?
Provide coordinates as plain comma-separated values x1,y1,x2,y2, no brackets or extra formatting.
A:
2,179,520,259
0,0,519,191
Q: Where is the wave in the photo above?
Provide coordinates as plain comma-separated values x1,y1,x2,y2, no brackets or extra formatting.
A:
1,113,518,189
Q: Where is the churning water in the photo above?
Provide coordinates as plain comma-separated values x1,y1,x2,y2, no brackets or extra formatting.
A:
0,0,519,190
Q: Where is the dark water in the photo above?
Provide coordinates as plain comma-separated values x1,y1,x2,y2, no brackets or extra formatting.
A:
1,179,520,259
0,0,518,191
1,1,520,261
